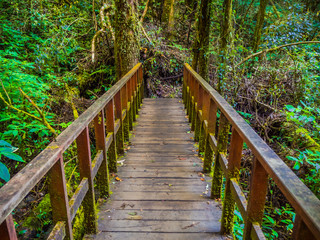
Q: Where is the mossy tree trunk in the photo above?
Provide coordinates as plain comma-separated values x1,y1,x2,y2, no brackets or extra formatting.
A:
252,0,268,53
114,0,140,80
217,0,233,94
192,0,212,81
162,0,175,33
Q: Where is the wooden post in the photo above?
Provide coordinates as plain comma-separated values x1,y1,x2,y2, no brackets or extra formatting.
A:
127,79,133,131
203,98,217,173
94,110,110,197
121,84,129,142
76,127,98,234
243,158,268,239
0,214,18,240
48,156,73,239
197,85,204,154
106,99,117,173
221,127,243,234
115,91,124,154
193,81,200,141
211,113,229,199
292,214,315,239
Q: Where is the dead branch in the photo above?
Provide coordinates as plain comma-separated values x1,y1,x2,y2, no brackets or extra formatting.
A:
236,41,320,67
140,0,150,23
18,88,58,137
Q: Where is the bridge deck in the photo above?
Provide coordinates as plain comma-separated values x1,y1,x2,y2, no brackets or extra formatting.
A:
85,98,224,240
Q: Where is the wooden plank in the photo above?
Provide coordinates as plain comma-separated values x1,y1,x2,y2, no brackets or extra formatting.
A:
109,178,211,186
111,184,210,192
97,220,220,233
100,209,219,221
101,200,222,211
84,232,224,240
117,171,202,179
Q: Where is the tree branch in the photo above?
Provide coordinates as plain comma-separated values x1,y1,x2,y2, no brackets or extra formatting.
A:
236,41,320,67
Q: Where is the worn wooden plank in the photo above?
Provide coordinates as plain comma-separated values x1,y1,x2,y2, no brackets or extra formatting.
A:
100,209,219,221
97,220,220,233
85,232,225,240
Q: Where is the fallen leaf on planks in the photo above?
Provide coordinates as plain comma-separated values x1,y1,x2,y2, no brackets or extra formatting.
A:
115,177,122,181
126,215,143,220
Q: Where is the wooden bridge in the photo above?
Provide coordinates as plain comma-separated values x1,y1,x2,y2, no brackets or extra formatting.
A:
0,63,319,240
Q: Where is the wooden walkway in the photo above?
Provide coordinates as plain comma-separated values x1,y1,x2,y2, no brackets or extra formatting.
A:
85,98,224,240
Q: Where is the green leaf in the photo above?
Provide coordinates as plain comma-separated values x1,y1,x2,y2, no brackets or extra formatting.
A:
286,156,298,161
293,161,300,170
285,105,295,112
2,152,24,162
0,162,10,182
0,140,12,148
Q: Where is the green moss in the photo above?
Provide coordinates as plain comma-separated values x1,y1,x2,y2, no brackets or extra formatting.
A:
116,125,124,155
107,140,117,173
203,138,213,173
123,115,130,142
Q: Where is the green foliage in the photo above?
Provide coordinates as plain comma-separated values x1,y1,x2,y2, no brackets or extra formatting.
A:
0,140,24,182
23,194,52,235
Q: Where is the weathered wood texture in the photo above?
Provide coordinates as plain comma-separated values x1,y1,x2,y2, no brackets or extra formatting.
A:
85,99,224,240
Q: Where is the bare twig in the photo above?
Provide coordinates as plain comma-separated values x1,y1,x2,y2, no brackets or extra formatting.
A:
140,0,150,23
236,41,320,67
18,88,58,137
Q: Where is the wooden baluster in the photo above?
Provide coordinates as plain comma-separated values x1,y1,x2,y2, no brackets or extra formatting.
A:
221,128,243,234
211,113,229,199
130,75,135,123
193,81,199,141
106,99,117,173
139,67,144,104
94,109,110,197
121,84,129,142
183,67,186,106
0,214,18,240
203,98,217,173
48,156,73,239
190,76,195,126
76,127,97,234
197,86,205,154
133,73,138,121
115,91,124,154
127,79,133,131
243,158,268,239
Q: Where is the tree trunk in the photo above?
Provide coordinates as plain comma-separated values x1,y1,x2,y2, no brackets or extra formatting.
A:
114,0,140,80
162,0,175,33
217,0,233,94
192,0,212,81
252,0,268,53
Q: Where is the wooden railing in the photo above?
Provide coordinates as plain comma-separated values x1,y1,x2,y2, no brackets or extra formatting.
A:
0,63,144,240
183,63,320,240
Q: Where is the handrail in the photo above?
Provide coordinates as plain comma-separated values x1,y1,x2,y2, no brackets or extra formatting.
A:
183,63,320,240
0,63,144,239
